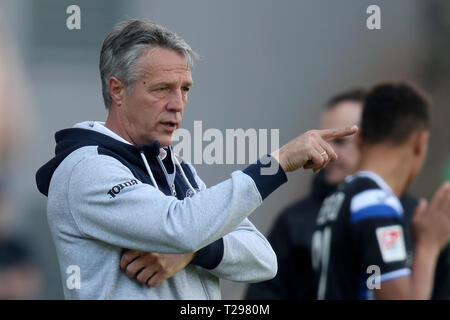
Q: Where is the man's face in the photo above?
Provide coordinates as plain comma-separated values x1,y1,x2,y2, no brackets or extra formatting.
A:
121,48,193,146
320,101,362,185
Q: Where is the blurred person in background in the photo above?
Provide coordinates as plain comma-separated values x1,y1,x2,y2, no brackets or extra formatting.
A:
0,17,42,299
311,82,450,299
245,88,450,300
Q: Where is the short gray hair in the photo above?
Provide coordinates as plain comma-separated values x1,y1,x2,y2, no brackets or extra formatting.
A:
99,19,199,109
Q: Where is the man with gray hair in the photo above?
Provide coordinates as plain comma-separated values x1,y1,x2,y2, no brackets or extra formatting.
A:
35,19,357,299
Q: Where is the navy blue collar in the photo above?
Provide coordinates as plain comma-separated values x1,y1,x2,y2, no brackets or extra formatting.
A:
36,128,162,196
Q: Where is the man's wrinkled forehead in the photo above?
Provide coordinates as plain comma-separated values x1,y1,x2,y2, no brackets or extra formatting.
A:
139,47,191,77
141,64,191,78
140,66,192,88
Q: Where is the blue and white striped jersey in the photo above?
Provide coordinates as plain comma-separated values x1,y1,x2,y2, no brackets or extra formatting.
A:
312,171,411,300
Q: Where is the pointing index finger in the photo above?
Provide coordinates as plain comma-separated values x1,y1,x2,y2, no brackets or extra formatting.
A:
319,125,358,141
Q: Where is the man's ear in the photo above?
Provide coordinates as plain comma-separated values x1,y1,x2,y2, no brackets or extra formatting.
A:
109,76,125,107
413,130,429,157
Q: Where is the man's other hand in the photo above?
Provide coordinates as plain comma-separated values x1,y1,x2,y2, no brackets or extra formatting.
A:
120,250,195,287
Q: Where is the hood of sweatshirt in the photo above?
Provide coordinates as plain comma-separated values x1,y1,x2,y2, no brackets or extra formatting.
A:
36,122,166,197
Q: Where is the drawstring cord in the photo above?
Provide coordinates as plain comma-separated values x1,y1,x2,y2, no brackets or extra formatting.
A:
140,149,196,195
174,155,197,195
140,151,159,189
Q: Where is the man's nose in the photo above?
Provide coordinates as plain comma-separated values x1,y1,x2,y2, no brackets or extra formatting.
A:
166,89,184,112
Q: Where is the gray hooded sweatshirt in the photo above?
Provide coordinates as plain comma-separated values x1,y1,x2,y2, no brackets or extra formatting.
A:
35,121,287,299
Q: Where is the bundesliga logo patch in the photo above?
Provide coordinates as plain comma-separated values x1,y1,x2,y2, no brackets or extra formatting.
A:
375,225,406,263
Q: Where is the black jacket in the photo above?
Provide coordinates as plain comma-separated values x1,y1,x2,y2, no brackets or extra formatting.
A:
245,171,450,299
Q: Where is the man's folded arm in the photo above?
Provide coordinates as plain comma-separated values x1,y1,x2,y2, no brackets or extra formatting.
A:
187,164,277,282
66,153,286,255
195,219,277,282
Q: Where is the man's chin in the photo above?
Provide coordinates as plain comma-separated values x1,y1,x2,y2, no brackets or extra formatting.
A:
158,135,173,147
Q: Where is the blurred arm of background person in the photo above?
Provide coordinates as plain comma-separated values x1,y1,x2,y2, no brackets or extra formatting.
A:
245,89,364,299
401,190,450,299
0,15,42,299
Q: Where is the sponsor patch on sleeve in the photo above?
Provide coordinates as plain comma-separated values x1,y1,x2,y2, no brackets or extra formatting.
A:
375,225,406,263
107,179,139,199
